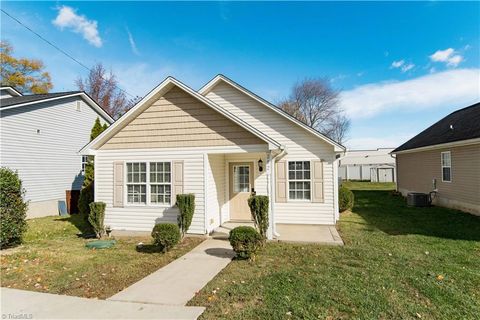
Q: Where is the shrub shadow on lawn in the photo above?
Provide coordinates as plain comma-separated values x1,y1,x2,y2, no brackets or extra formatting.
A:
55,214,95,238
352,190,480,241
136,244,165,253
205,247,235,258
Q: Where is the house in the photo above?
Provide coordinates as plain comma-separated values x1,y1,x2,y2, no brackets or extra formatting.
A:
80,75,345,239
0,87,113,218
392,102,480,215
339,148,395,182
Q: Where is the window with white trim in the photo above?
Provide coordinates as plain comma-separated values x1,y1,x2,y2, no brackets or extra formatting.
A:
288,161,311,200
150,162,171,204
126,162,171,205
81,155,89,175
441,151,452,182
126,162,147,204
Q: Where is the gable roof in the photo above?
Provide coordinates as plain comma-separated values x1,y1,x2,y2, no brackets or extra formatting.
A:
199,74,346,152
0,86,22,97
0,91,114,123
392,102,480,153
80,76,283,154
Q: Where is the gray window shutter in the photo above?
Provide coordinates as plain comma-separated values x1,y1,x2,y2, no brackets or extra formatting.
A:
113,161,124,207
276,161,287,203
172,161,184,205
312,160,324,203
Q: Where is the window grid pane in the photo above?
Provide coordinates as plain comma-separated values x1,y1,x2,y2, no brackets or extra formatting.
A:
288,161,311,200
150,162,172,204
126,162,147,204
233,165,250,193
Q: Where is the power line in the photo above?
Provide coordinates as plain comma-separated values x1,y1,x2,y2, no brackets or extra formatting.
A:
1,8,136,99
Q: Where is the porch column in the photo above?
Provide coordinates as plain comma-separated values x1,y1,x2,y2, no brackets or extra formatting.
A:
266,151,274,240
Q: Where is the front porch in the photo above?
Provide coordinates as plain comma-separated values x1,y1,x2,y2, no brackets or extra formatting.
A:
211,222,343,245
205,149,274,236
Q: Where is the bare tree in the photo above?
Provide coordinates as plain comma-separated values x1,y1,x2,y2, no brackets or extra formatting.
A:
76,63,140,119
278,78,350,144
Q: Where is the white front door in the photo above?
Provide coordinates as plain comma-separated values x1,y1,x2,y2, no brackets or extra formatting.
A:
229,162,254,221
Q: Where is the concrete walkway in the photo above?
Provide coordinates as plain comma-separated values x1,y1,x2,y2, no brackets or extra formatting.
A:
109,239,234,306
275,224,344,245
1,288,205,320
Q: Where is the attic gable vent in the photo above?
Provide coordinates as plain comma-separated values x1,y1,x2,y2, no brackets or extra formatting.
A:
76,101,81,111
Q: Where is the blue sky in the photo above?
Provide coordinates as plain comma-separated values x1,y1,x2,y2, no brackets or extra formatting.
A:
2,1,479,149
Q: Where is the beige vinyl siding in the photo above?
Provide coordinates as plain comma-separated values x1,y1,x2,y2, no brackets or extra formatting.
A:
205,82,336,224
94,149,206,234
397,143,480,214
100,87,264,150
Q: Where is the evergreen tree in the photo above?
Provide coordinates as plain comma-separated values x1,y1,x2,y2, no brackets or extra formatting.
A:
90,117,104,141
79,118,107,220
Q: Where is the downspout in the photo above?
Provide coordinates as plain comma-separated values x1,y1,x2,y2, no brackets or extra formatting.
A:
269,146,286,239
333,151,347,223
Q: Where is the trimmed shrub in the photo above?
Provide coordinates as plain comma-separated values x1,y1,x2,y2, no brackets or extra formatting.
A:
176,194,195,237
247,195,269,240
339,186,354,212
78,182,94,221
88,202,106,238
151,223,181,252
229,226,262,260
0,167,28,248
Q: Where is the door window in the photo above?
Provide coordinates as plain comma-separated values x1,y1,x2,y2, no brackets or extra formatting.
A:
233,165,250,193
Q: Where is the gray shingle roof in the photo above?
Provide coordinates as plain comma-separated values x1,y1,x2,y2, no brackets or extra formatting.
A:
0,91,82,108
393,102,480,152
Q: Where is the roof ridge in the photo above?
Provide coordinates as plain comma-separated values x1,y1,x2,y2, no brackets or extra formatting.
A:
445,101,480,116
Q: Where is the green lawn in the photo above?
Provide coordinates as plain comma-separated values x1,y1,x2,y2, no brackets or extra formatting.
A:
189,182,480,319
1,215,203,299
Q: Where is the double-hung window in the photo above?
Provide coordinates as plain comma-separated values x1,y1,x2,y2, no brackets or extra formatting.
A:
441,152,452,182
81,155,89,175
126,163,147,204
150,162,171,204
288,161,311,200
126,162,171,205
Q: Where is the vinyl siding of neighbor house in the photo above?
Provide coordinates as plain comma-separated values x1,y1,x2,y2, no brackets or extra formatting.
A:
0,97,110,217
100,87,264,150
205,82,336,224
396,143,480,214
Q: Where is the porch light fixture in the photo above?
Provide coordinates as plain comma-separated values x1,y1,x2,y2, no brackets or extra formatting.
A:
258,159,264,172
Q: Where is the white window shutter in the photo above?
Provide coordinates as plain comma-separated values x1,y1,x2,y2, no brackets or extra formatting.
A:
312,160,324,203
113,161,124,207
172,161,184,205
276,161,287,203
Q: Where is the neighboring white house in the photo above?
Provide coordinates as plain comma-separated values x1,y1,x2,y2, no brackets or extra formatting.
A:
0,87,113,218
339,148,395,182
81,75,345,239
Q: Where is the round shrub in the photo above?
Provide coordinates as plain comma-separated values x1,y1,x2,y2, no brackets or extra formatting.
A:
0,167,28,248
151,223,181,252
228,226,262,260
339,186,354,212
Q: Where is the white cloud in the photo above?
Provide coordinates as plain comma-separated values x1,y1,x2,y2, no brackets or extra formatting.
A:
52,6,102,47
345,134,414,150
401,63,415,72
391,60,415,73
340,68,480,119
429,48,464,67
126,27,140,56
391,60,404,68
